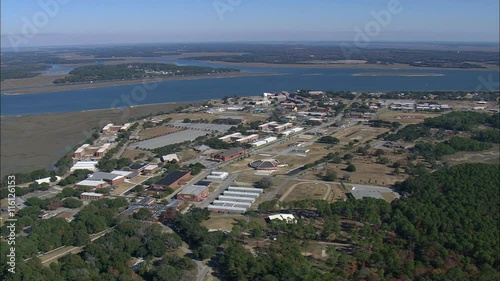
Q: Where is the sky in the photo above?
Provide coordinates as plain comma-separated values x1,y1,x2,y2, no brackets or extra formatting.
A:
1,0,499,48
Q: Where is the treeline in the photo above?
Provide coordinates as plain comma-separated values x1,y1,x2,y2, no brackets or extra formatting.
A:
384,111,499,143
414,136,493,160
53,63,239,84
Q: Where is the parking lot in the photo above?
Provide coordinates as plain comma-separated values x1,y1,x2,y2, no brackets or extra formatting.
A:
131,129,211,149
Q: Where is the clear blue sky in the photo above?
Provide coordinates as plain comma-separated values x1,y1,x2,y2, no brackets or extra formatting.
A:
1,0,499,47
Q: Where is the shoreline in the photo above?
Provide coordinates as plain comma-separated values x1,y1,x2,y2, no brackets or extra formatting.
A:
352,72,445,77
200,60,500,71
1,71,285,95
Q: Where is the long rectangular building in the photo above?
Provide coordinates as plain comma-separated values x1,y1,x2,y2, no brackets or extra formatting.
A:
228,186,264,194
217,195,256,203
223,191,260,198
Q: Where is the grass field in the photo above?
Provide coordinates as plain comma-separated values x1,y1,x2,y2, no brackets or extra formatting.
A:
443,145,500,165
334,125,389,144
111,182,137,196
376,110,441,124
201,215,242,232
121,148,149,160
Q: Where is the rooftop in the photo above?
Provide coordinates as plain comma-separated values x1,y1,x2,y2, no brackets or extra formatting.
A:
154,170,190,187
178,185,208,196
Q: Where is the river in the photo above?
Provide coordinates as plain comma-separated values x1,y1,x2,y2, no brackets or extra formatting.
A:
1,59,498,116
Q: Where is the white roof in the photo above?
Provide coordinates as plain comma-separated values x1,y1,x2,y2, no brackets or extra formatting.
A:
144,164,159,170
81,192,104,197
71,161,98,171
111,170,133,177
77,180,107,187
268,214,296,222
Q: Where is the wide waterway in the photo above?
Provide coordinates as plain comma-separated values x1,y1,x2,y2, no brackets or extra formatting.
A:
1,59,498,116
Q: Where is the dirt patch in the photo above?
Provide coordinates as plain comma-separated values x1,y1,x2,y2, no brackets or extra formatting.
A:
121,148,150,160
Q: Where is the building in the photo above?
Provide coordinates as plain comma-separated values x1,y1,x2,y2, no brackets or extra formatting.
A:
212,147,247,162
162,200,186,220
130,162,148,172
111,170,138,179
235,134,259,144
152,170,190,190
249,159,281,170
177,185,210,202
87,172,126,185
80,192,104,200
75,143,110,158
76,180,108,189
138,197,156,206
70,161,98,172
102,123,132,134
161,154,180,163
268,214,297,223
206,171,229,181
143,164,160,174
35,176,61,185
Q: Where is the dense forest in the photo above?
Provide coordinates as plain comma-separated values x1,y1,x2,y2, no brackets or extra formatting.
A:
53,63,239,84
216,163,499,280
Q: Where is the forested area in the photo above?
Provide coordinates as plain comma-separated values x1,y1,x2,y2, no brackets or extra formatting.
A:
215,163,499,280
384,112,499,148
53,63,239,84
0,219,191,281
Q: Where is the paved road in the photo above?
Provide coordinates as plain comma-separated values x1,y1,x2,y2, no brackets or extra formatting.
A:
27,228,114,265
178,245,211,281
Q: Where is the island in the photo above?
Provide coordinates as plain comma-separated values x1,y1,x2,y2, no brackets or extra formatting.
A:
353,72,445,77
52,63,240,84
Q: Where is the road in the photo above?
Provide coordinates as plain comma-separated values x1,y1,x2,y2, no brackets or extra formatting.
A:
178,245,211,281
34,228,113,265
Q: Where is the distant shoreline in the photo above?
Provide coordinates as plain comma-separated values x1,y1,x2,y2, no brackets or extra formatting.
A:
352,72,445,77
1,71,284,95
200,60,499,71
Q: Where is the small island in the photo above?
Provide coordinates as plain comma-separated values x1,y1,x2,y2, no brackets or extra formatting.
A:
353,72,445,77
53,63,240,84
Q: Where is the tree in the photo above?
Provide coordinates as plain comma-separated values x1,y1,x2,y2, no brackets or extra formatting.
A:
255,177,273,189
133,208,152,221
323,169,337,181
63,198,83,209
317,136,340,144
346,163,356,172
343,153,353,161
